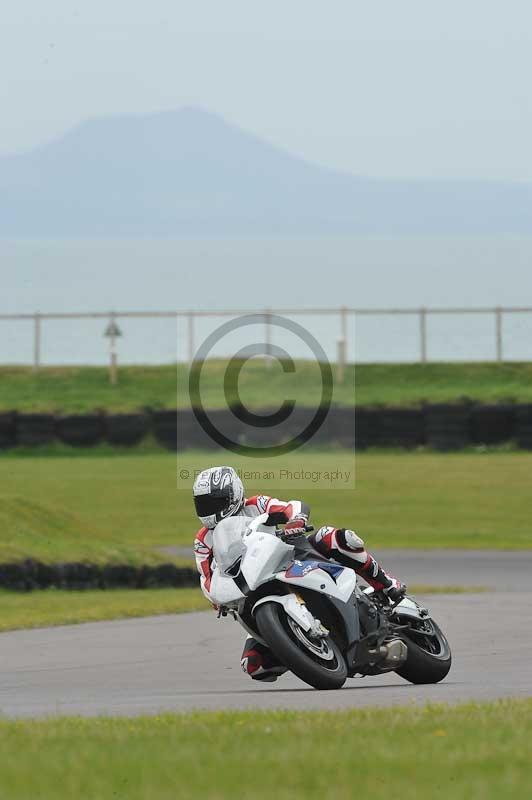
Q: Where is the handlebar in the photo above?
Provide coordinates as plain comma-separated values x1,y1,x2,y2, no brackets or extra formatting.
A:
276,527,314,544
244,514,314,538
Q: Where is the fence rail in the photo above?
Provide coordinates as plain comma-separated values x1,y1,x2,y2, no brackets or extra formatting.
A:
1,306,531,372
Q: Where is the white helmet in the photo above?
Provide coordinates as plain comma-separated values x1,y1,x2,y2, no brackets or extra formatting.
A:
193,466,244,528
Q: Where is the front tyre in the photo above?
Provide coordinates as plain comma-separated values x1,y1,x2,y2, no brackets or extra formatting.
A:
255,602,347,690
395,617,452,684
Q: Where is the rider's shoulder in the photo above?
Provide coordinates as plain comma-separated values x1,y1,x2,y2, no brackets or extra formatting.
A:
194,526,212,542
244,495,271,513
194,526,213,556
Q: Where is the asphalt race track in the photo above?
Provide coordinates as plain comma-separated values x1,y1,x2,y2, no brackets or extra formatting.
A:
370,549,532,591
1,588,532,718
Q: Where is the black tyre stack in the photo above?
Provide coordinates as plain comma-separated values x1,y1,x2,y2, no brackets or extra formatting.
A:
376,408,425,449
327,407,355,448
0,560,199,591
425,404,471,451
515,405,532,450
0,412,17,449
1,403,532,452
355,409,380,450
105,413,149,447
153,410,179,451
470,405,516,446
290,406,354,449
17,413,55,447
55,414,105,447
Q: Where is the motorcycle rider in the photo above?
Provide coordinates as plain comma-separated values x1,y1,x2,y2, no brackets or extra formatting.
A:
193,465,406,682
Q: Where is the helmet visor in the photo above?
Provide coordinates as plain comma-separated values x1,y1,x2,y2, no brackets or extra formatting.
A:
194,493,228,520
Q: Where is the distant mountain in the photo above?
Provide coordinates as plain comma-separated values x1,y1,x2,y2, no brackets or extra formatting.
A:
1,107,531,236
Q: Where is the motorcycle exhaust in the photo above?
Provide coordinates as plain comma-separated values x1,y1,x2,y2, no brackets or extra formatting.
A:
381,639,408,668
368,639,408,670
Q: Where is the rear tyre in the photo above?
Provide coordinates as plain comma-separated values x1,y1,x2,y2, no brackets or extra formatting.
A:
255,602,347,690
395,618,452,684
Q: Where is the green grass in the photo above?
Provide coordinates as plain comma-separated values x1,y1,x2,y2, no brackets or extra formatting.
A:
0,495,160,564
2,361,532,412
354,361,532,407
1,700,531,799
1,451,531,563
0,588,209,632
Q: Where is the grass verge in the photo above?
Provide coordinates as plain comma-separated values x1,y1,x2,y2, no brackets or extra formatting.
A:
0,588,209,632
1,451,531,562
1,700,531,799
2,361,532,412
0,495,160,565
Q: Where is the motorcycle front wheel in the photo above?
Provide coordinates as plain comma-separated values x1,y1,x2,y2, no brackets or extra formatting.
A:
255,602,347,690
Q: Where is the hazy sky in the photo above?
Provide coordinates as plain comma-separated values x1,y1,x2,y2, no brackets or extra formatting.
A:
2,1,531,181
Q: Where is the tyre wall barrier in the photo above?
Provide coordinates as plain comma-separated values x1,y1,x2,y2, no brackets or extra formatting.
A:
0,412,17,449
177,406,356,449
0,559,198,591
237,406,339,448
374,408,425,448
425,404,472,451
17,413,56,447
56,414,105,447
323,406,356,448
177,409,225,450
354,409,381,450
177,406,324,450
152,409,178,451
1,404,531,451
105,413,150,447
470,405,516,445
515,404,532,450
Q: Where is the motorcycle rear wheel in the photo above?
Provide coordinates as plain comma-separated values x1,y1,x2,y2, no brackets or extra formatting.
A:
255,602,347,690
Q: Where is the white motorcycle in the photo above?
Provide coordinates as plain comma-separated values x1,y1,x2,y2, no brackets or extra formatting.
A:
210,514,452,690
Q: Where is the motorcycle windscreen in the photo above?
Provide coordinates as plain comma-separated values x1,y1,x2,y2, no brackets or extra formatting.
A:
212,517,249,575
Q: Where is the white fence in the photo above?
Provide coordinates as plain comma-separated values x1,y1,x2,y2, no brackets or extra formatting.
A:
0,306,531,370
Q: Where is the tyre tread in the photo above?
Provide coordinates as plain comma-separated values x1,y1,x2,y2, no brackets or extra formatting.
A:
255,602,347,690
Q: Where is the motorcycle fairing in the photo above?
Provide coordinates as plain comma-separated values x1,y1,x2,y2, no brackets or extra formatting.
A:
252,594,318,633
241,531,294,591
277,562,357,603
209,571,246,606
285,560,345,581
